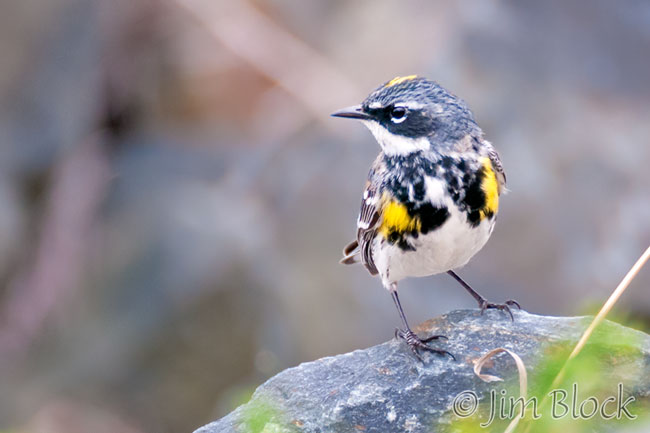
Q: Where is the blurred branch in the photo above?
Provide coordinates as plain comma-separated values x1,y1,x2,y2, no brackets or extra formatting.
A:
172,0,363,128
170,0,366,197
0,135,111,364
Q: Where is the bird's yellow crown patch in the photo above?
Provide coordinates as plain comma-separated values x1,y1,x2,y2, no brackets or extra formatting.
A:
385,75,418,88
379,194,421,237
479,157,499,219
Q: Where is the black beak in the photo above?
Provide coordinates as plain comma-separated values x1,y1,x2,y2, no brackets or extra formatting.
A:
331,105,370,120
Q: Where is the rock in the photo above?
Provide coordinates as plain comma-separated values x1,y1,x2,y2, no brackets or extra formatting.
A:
195,309,650,433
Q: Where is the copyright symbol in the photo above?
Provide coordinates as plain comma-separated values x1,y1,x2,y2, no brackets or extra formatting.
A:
452,390,479,418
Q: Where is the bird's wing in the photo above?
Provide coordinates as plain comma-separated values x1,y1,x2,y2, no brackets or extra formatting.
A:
340,180,381,276
484,141,506,193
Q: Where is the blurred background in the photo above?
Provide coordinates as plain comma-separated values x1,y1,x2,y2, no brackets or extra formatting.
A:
1,0,649,431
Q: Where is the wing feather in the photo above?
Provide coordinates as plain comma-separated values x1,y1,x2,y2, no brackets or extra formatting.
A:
484,141,506,193
357,183,380,275
340,181,381,276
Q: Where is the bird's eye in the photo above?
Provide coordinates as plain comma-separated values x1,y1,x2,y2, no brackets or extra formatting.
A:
390,106,407,123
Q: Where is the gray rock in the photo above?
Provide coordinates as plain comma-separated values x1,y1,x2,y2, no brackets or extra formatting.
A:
196,310,650,433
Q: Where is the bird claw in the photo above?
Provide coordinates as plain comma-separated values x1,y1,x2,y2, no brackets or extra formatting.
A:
479,299,521,321
506,299,521,310
395,328,455,361
422,334,448,343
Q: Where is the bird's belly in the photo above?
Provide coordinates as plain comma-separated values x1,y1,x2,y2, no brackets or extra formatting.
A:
374,207,495,283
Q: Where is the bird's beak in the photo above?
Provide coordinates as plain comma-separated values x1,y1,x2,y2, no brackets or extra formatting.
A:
331,105,370,120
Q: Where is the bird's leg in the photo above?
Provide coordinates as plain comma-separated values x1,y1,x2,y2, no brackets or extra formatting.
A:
390,285,454,361
447,270,520,321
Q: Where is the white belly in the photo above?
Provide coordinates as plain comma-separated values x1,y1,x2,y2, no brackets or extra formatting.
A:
373,204,495,284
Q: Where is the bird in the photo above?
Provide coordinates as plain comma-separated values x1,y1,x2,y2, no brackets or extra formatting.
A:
332,75,519,360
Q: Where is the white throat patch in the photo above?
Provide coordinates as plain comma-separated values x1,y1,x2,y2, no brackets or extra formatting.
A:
362,120,429,156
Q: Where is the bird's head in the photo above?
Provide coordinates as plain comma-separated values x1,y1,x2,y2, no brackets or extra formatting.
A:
332,76,481,156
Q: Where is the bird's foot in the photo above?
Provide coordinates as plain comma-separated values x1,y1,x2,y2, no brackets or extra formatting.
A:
478,299,521,321
394,328,455,361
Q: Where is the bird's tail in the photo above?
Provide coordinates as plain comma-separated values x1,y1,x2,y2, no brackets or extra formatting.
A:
340,239,359,265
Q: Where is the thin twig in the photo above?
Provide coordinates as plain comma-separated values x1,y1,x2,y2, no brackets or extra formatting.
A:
550,245,650,390
521,245,650,433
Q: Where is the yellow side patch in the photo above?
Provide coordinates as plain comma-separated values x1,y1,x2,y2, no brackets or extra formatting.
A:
480,157,499,219
385,75,418,88
379,195,420,237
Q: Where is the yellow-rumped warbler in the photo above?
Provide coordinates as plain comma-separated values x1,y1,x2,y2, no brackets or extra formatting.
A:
332,75,519,360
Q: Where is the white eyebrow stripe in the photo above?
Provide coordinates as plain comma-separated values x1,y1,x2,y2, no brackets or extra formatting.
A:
395,101,425,110
367,101,424,110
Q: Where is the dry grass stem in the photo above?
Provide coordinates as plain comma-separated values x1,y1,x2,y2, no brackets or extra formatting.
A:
474,348,528,433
